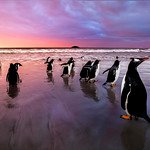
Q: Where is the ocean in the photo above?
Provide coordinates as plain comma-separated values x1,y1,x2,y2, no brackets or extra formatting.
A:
0,48,150,150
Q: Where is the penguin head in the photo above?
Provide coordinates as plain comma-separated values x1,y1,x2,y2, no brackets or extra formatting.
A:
129,57,149,68
114,57,120,66
51,59,54,62
93,59,100,65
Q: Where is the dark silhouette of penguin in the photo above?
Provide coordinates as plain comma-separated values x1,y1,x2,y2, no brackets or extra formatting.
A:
88,59,100,82
79,60,93,81
44,57,54,73
58,58,62,61
6,63,20,85
103,56,120,87
120,57,150,123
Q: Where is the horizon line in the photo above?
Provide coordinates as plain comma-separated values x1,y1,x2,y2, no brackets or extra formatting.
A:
0,47,149,49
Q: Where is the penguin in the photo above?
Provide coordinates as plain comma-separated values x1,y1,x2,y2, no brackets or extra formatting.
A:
88,59,100,82
120,57,150,123
58,58,62,61
6,63,20,85
67,57,75,69
79,60,93,81
103,56,120,87
61,61,73,77
44,57,54,73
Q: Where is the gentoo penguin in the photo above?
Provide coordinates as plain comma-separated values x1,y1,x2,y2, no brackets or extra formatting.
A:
67,57,75,69
44,57,54,73
61,61,73,77
120,57,150,122
79,60,93,81
88,59,100,82
6,63,20,85
103,56,120,87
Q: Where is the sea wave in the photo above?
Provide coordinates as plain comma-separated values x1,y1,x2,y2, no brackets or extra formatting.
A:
0,48,149,54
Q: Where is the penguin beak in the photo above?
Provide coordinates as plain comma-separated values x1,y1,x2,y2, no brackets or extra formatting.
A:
137,57,149,66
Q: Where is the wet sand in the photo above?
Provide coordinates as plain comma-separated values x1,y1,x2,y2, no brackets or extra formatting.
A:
0,52,150,150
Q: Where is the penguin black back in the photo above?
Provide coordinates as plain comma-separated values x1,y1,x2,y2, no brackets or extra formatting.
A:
80,60,93,80
88,60,100,80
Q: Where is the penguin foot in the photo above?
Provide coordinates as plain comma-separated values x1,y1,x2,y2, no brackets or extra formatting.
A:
134,116,139,121
120,115,132,120
110,83,116,88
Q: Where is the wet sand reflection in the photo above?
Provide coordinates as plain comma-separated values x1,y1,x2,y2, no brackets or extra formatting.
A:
47,72,54,84
80,81,100,101
121,122,149,150
104,86,116,103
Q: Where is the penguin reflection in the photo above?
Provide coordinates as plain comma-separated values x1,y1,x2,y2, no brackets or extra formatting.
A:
62,76,74,91
6,63,22,85
6,84,20,108
121,122,148,150
70,69,75,79
80,81,99,101
7,84,20,99
47,72,54,84
104,86,116,103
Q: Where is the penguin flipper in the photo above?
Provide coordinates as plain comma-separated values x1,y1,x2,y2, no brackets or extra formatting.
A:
143,115,150,123
103,68,110,74
103,82,107,86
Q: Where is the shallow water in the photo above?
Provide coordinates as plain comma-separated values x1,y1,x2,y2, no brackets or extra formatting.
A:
0,51,150,150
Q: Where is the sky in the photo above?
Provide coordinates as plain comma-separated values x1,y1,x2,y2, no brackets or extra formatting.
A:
0,0,150,48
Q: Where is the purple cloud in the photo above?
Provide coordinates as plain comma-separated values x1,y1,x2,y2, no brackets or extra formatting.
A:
0,0,150,47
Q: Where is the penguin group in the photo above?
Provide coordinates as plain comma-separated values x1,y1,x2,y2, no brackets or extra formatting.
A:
5,55,150,123
44,56,150,123
80,59,100,82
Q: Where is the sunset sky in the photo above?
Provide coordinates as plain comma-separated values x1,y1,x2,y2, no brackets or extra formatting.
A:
0,0,150,48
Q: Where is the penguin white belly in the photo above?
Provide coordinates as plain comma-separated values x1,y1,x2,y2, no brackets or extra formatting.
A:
113,65,120,84
95,64,100,78
121,75,126,93
68,63,73,76
125,86,131,115
47,70,52,73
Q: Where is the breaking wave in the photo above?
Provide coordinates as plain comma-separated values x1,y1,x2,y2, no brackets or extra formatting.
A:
0,48,149,54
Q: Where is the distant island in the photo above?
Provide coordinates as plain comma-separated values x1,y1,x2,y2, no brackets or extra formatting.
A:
71,46,80,49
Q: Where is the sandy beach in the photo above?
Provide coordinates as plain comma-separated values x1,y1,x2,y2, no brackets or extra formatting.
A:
0,51,150,150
